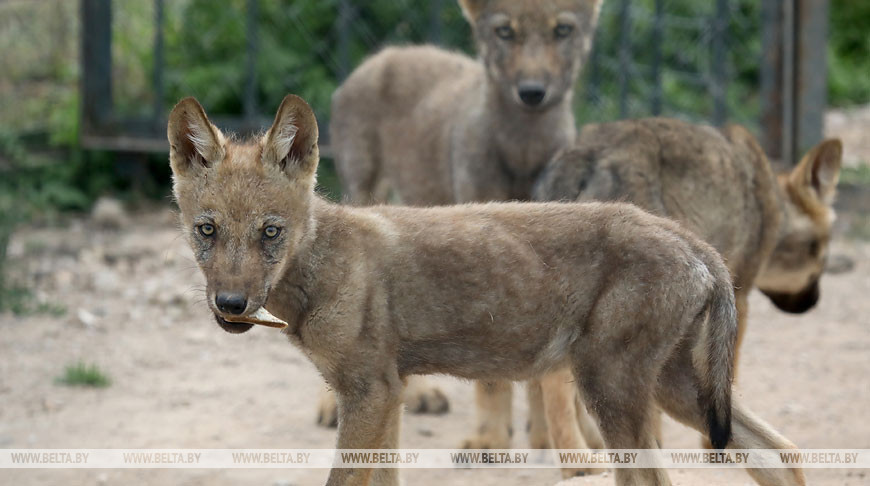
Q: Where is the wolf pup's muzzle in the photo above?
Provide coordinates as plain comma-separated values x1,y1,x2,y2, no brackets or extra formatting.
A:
761,279,820,314
215,314,255,334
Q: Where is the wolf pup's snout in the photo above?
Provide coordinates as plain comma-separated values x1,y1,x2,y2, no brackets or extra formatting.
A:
215,292,248,315
517,81,546,107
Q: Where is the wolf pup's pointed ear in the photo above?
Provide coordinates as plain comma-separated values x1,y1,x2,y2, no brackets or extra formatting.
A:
263,94,319,181
167,97,226,177
458,0,487,22
791,138,842,205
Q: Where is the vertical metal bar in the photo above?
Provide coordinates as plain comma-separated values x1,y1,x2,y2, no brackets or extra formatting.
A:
617,0,631,118
337,0,352,81
429,0,444,45
711,0,728,125
782,0,795,165
650,0,663,116
760,0,784,160
152,0,165,127
244,0,259,125
80,0,113,133
586,35,600,105
794,0,829,158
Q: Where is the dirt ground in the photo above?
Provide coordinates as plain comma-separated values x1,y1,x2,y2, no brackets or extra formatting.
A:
0,198,868,486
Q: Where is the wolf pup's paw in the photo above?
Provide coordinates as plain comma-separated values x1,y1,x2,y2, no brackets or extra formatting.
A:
527,418,551,449
459,427,512,450
402,381,449,415
316,388,338,428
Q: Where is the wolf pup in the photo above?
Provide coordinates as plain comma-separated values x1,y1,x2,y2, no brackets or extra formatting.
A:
328,0,602,441
170,95,804,486
332,0,600,204
536,119,842,365
525,118,835,485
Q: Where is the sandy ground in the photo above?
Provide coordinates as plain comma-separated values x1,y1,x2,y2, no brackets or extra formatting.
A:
826,103,870,168
0,203,868,486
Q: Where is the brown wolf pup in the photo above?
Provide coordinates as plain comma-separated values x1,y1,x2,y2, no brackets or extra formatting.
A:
332,0,600,205
535,118,842,365
328,0,603,444
526,117,836,485
169,95,804,486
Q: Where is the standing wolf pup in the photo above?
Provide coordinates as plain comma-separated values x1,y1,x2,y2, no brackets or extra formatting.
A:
169,95,804,486
329,0,602,449
332,0,600,205
528,118,836,483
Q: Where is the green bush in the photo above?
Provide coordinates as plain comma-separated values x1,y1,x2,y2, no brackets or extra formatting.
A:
828,0,870,107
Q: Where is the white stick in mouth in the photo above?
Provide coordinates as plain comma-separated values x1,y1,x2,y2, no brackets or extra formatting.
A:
223,308,289,329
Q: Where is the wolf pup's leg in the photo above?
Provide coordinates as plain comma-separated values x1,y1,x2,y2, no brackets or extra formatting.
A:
539,367,607,478
530,377,607,452
318,376,447,428
526,380,549,448
571,359,669,485
461,381,513,449
327,371,403,486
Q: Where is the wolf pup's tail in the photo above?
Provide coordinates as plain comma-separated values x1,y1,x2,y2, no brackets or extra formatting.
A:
693,265,738,450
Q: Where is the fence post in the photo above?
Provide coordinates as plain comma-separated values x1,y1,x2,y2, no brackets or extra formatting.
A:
794,0,829,158
760,0,829,164
760,0,784,161
80,0,113,134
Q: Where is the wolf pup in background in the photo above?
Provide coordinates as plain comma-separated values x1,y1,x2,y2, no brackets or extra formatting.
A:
169,94,803,486
536,119,842,365
332,0,600,205
527,118,838,477
327,0,603,447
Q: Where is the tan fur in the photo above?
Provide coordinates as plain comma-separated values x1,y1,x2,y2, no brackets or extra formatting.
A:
522,117,837,485
330,0,603,454
165,95,800,486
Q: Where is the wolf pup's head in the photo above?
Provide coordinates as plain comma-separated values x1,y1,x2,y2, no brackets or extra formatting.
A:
459,0,601,110
756,139,842,314
168,95,318,333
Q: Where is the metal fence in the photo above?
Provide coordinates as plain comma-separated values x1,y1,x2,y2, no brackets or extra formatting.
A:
60,0,832,163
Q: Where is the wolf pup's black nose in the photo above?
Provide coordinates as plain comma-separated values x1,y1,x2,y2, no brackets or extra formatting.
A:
216,293,248,315
518,83,546,107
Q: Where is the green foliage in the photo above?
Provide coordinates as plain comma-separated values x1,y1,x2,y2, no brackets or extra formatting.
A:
158,0,471,121
840,165,870,186
576,0,761,127
0,128,118,313
828,0,870,107
56,362,111,388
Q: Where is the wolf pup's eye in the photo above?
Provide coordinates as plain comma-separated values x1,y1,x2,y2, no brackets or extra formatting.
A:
495,25,515,40
554,23,574,39
263,225,281,239
198,223,215,237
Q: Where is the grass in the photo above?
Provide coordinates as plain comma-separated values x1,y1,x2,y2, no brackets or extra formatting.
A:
840,165,870,186
55,362,111,388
